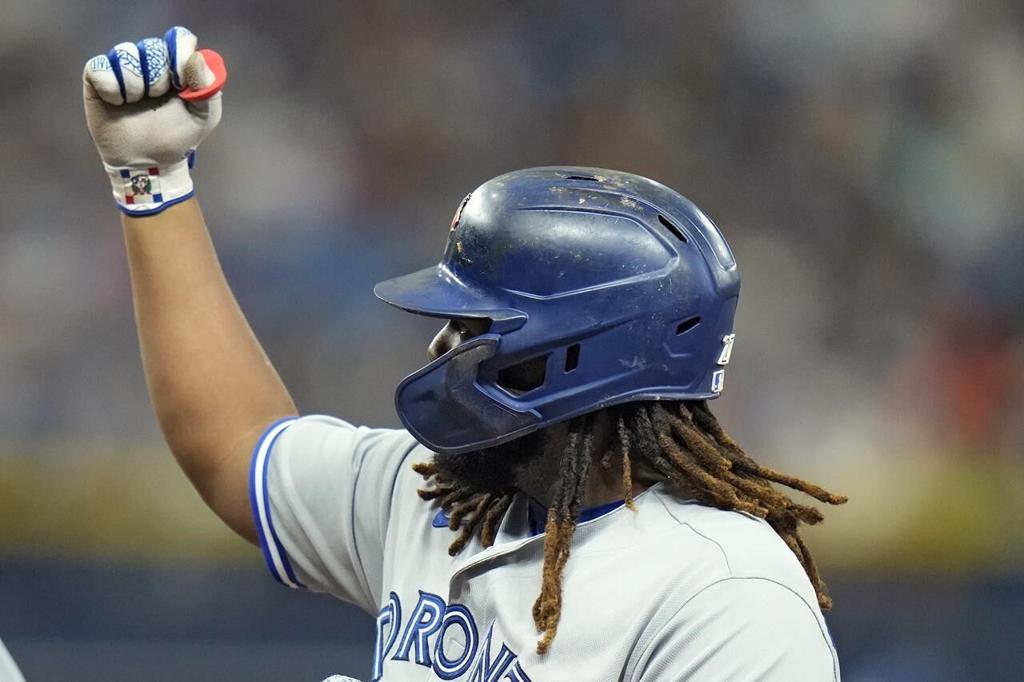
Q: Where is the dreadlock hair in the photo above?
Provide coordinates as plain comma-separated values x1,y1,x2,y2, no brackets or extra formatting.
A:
414,400,847,654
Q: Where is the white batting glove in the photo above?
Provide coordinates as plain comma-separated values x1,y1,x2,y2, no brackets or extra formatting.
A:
83,26,222,216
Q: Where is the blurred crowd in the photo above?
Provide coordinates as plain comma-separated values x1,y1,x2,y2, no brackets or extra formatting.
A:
0,0,1021,460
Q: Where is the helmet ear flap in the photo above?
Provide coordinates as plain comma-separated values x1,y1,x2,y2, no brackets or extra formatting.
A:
485,340,585,398
485,340,581,400
494,354,549,397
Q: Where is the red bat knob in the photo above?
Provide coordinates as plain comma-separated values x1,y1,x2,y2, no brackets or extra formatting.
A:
179,48,228,102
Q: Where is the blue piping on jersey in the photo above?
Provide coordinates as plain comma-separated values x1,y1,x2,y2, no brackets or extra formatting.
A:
249,416,304,588
527,498,626,536
579,499,627,522
432,498,626,535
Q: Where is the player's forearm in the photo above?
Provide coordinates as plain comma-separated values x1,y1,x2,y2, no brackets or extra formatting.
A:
123,197,295,538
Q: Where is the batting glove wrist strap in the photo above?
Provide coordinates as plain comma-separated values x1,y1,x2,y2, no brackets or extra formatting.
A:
104,158,194,216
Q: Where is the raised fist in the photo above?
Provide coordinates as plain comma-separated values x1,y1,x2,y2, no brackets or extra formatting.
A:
83,27,222,215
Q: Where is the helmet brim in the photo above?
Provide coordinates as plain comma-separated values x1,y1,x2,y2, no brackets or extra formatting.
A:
373,265,527,329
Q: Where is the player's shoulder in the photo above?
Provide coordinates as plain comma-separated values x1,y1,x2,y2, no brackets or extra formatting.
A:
640,485,816,591
273,414,422,460
623,487,839,678
264,415,428,496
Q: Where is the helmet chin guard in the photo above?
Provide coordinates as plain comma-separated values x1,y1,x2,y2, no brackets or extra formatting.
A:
375,167,740,454
394,335,541,454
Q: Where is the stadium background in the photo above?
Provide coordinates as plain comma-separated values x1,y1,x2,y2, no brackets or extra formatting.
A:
1,1,1022,679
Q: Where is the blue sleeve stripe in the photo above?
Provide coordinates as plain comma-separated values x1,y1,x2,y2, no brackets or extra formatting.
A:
107,47,127,104
249,416,304,589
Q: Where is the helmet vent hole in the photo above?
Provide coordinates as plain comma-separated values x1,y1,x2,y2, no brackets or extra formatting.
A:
658,214,688,243
675,316,701,335
564,343,581,373
565,174,600,182
496,355,548,396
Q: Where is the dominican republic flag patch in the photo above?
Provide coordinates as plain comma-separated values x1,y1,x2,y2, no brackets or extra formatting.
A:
119,168,163,205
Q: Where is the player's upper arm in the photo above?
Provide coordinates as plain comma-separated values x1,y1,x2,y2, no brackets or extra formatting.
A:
249,415,419,612
632,577,839,682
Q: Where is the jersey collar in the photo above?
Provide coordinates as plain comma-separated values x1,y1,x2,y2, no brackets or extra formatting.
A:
525,498,626,536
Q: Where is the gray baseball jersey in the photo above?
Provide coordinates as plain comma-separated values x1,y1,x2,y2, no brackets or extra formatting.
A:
250,415,840,681
0,638,24,682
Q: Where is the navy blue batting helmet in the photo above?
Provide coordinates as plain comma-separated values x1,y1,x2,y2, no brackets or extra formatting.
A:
374,167,740,454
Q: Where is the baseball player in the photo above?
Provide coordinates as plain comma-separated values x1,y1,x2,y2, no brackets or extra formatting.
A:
84,27,847,681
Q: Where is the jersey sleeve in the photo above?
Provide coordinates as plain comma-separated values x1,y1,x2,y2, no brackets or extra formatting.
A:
0,638,25,682
249,415,420,613
632,577,840,682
